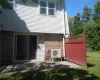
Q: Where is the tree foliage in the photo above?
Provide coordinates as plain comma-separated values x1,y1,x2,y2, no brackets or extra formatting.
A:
84,20,100,51
81,6,92,23
68,16,74,35
0,0,6,14
93,1,100,22
68,1,100,51
71,13,84,36
0,0,6,7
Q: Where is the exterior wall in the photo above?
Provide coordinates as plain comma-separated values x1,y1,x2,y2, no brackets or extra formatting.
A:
44,34,63,61
0,31,64,62
0,0,68,34
0,31,14,64
37,34,45,61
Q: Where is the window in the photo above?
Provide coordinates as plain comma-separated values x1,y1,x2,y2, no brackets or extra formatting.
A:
48,2,55,15
40,1,56,15
40,1,46,14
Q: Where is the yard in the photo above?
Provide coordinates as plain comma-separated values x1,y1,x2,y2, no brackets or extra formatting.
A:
0,51,100,80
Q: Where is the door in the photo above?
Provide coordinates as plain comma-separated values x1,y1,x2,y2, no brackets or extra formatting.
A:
15,35,27,60
29,35,37,60
14,35,37,61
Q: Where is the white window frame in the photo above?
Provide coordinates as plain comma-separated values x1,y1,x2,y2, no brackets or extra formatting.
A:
48,1,56,15
39,0,47,15
39,0,56,16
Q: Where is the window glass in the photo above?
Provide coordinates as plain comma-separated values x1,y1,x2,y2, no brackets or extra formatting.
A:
39,1,56,15
48,9,54,15
40,1,46,7
40,8,46,14
48,2,55,8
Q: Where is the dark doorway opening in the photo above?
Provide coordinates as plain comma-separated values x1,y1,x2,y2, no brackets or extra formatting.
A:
15,35,37,61
29,35,37,60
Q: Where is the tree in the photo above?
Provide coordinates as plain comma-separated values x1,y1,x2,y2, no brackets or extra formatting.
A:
84,20,100,51
93,1,100,22
0,0,6,7
81,6,92,23
0,0,6,14
68,2,100,51
71,13,84,36
68,16,74,35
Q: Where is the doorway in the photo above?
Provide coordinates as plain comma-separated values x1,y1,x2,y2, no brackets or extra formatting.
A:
29,35,37,60
14,35,37,61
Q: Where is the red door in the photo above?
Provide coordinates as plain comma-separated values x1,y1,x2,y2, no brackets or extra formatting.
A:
65,34,87,67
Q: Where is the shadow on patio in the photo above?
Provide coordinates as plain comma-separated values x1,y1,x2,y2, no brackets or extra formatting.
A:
0,62,100,80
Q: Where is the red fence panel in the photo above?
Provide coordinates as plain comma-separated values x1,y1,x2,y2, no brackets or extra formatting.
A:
65,34,87,67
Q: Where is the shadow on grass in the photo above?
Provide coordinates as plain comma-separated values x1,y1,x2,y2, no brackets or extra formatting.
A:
0,62,100,80
87,63,95,68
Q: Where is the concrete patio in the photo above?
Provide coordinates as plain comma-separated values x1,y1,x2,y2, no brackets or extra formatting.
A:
1,61,80,74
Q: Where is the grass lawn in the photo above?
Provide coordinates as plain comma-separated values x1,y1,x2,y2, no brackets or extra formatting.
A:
84,51,100,77
0,51,100,80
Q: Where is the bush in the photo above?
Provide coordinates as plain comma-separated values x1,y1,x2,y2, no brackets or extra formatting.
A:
84,20,100,51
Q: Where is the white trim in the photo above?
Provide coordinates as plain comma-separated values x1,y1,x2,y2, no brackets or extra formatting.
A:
48,2,56,15
61,0,65,35
46,1,48,15
39,0,47,15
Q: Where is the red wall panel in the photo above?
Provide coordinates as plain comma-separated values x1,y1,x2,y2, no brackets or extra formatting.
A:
65,34,87,66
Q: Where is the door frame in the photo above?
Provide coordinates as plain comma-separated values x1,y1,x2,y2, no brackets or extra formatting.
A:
13,33,38,62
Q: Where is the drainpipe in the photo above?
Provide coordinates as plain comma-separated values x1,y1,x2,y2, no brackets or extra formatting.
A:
62,0,66,59
63,0,70,59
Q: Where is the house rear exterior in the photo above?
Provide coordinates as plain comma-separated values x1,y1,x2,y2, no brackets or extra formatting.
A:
0,0,69,63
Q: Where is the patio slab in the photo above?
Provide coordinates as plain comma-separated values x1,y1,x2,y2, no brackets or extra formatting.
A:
1,61,80,74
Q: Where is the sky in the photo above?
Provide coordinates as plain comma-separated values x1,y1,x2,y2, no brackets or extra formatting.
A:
65,0,98,16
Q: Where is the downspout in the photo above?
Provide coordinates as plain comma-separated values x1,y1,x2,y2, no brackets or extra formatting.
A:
62,0,70,59
62,0,66,59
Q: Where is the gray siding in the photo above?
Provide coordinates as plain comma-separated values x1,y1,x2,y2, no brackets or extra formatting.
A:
1,0,69,34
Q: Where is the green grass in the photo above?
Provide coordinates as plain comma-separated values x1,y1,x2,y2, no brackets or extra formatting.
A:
85,51,100,77
0,51,100,80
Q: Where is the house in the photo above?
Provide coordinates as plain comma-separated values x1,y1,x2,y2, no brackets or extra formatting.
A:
0,0,69,64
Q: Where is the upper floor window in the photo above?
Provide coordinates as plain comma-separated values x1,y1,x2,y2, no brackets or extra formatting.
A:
48,2,55,15
40,1,46,14
40,1,56,16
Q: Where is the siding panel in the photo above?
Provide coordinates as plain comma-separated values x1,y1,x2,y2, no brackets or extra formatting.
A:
1,0,66,34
